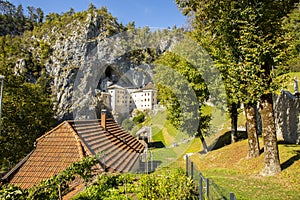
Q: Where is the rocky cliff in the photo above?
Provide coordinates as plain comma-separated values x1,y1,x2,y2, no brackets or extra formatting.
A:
22,8,181,120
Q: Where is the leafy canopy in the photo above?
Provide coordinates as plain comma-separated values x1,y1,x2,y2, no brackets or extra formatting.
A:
176,0,298,104
154,51,210,137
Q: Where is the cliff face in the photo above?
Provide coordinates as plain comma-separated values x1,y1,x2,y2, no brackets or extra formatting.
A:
26,9,179,120
41,11,119,119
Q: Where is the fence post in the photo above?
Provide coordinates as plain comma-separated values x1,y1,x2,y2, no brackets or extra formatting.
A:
191,162,194,179
199,174,203,200
185,154,189,177
206,178,209,199
230,192,236,200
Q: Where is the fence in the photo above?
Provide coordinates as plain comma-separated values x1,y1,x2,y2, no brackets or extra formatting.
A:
185,155,237,200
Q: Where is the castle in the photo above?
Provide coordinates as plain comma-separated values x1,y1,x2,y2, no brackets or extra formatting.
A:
98,82,158,123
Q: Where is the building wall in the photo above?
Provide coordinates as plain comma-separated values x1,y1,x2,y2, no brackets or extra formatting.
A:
107,85,158,121
131,90,157,111
108,87,130,115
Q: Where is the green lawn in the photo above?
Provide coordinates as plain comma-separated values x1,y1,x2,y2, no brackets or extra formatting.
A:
190,139,300,200
144,107,300,199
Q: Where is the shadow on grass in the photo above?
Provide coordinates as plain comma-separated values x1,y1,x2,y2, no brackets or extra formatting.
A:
149,141,165,148
207,130,248,151
281,150,300,170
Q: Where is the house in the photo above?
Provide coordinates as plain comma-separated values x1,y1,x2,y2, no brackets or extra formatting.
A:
105,82,157,123
107,84,130,115
130,82,157,112
1,111,145,189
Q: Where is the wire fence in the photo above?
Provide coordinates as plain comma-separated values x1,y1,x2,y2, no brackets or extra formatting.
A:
185,155,237,200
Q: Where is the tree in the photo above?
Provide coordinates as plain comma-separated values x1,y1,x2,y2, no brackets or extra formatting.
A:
0,35,55,170
133,111,146,124
284,3,300,72
36,7,44,23
122,118,135,131
176,0,298,175
154,51,210,152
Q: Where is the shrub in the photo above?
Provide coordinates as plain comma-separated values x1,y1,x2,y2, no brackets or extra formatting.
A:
121,118,135,131
133,111,146,124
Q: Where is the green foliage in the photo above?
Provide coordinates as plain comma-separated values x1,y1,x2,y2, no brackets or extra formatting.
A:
37,5,123,44
191,140,300,199
138,169,195,200
0,156,98,199
132,110,146,124
0,1,42,36
121,118,135,131
73,169,197,200
0,184,28,200
39,41,51,60
0,35,55,170
67,155,99,183
176,0,296,105
284,3,300,72
27,156,98,199
154,51,210,137
72,173,136,200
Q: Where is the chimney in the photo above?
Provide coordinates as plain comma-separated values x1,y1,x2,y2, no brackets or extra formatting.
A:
101,109,107,129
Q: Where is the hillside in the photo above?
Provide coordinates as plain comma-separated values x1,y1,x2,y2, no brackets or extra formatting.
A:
190,139,300,200
0,3,184,170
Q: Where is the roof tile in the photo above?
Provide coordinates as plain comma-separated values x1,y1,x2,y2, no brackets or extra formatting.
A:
2,118,145,191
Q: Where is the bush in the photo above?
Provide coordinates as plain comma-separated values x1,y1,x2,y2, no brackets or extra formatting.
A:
133,111,146,124
138,169,195,200
72,174,136,200
73,169,197,200
121,119,135,131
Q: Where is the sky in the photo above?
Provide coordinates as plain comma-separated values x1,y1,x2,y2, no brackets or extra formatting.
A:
10,0,187,29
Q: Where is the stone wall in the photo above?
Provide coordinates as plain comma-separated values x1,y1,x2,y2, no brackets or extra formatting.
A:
274,90,300,144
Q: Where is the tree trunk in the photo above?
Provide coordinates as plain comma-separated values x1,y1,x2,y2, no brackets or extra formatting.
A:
260,94,281,176
199,134,208,153
245,104,260,158
231,102,238,143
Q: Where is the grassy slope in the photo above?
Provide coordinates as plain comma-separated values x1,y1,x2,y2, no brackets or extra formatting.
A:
184,72,300,199
147,106,235,169
190,139,300,200
138,101,300,199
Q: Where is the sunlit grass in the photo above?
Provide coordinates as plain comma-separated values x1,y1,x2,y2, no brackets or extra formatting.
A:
190,139,300,200
146,107,300,199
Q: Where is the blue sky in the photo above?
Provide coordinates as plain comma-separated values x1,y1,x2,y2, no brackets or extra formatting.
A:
10,0,186,28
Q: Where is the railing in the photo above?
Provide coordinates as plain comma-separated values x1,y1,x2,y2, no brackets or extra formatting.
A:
185,155,237,200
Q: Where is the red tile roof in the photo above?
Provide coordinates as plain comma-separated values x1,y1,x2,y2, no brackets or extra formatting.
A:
3,122,83,189
1,118,145,189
